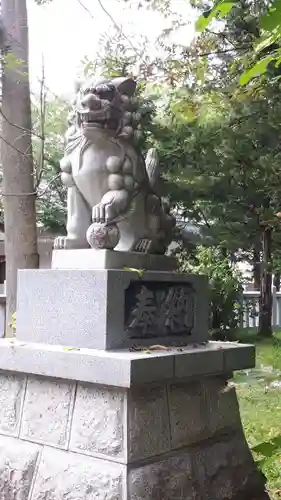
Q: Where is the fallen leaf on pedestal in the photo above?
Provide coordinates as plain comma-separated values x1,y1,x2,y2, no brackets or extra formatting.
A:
148,345,170,351
63,347,81,351
123,267,145,278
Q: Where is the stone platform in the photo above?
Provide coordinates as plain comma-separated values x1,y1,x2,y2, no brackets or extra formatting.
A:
16,269,209,350
0,339,268,500
0,339,254,386
0,254,269,499
52,248,178,271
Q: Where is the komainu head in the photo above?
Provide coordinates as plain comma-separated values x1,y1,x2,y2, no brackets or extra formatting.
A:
74,76,137,136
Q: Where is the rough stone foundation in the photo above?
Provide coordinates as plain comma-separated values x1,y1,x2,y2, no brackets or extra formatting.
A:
0,371,268,500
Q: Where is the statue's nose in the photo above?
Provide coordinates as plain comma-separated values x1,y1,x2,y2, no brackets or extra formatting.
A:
81,94,101,110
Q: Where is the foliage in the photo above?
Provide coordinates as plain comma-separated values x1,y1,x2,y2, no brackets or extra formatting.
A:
154,77,281,336
235,330,281,499
34,1,281,339
152,82,281,244
32,97,69,233
74,3,281,340
8,312,16,331
177,246,243,333
196,0,281,84
195,0,236,32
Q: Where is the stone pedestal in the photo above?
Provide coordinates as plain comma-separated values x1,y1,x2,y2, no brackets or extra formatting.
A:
16,269,208,349
0,341,268,500
0,249,270,499
52,248,178,271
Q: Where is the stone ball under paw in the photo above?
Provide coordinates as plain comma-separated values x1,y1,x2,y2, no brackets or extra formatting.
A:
86,223,120,250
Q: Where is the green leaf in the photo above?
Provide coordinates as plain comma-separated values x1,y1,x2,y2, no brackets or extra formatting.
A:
260,0,281,32
10,312,16,330
239,56,274,85
170,100,198,122
275,55,281,67
195,1,235,32
252,441,276,457
216,2,236,18
123,267,145,278
252,436,281,458
254,32,280,54
196,56,207,84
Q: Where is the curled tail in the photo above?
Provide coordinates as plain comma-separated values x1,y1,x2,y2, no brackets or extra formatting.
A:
145,148,160,190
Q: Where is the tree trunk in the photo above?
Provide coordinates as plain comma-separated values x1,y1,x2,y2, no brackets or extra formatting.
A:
1,0,39,336
258,227,272,337
253,243,261,290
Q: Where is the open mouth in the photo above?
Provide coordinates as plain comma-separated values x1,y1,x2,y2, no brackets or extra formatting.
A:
78,106,110,126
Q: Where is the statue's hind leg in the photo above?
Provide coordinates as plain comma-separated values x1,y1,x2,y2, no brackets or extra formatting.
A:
54,185,91,249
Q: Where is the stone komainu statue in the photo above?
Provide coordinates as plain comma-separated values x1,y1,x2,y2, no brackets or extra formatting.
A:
54,76,176,254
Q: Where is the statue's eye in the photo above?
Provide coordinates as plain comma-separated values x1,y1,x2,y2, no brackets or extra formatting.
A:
100,90,114,101
84,87,96,94
95,85,115,101
108,84,116,92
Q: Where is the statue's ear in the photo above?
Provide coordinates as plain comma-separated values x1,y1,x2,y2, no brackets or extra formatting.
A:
112,77,136,97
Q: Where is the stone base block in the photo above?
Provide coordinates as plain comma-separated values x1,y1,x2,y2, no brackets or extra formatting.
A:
0,433,269,500
52,248,178,271
0,370,269,500
0,339,255,387
16,269,209,349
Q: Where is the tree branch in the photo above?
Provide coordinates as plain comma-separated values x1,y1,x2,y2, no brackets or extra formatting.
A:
0,108,43,139
1,173,61,198
76,0,94,18
77,0,142,56
197,46,251,58
35,55,47,188
0,132,33,166
205,28,239,49
197,208,211,228
37,173,61,198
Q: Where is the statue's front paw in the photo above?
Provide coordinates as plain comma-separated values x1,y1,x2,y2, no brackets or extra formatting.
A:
54,236,88,249
133,238,153,253
92,202,115,224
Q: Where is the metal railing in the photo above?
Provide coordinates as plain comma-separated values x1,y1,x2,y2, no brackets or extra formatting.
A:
242,287,281,329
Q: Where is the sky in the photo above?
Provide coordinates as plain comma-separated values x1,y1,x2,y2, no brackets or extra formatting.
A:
27,0,196,97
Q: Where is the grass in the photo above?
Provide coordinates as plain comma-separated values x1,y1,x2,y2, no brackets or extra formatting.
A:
233,329,281,499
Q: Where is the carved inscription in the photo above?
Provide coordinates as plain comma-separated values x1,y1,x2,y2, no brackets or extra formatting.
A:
125,281,195,338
